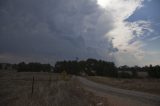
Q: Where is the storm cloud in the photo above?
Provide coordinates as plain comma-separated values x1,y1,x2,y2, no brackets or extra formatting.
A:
0,0,116,63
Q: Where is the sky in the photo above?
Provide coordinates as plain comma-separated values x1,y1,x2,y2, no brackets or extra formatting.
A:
0,0,160,66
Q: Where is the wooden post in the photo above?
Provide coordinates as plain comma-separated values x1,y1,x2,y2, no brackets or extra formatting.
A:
48,75,51,85
31,76,34,96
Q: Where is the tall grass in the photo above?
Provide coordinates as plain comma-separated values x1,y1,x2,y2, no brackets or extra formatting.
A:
0,72,108,106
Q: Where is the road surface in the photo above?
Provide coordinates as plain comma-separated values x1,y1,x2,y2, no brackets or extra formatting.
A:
77,77,160,106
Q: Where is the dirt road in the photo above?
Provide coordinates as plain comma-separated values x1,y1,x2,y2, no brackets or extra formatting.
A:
77,77,160,106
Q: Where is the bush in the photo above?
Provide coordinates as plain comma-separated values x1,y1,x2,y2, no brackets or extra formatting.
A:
148,65,160,78
118,71,132,78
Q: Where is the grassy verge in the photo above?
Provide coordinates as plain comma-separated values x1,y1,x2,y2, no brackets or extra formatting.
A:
0,72,108,106
87,76,160,95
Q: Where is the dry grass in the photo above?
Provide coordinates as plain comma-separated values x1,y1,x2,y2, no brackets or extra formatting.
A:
87,76,160,95
0,72,108,106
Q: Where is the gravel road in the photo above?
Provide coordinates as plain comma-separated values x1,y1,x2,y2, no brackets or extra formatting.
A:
77,77,160,106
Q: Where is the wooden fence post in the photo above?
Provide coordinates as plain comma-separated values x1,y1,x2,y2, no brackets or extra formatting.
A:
31,76,35,96
49,75,51,85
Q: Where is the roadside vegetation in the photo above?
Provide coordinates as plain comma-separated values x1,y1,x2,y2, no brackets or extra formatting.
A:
0,72,108,106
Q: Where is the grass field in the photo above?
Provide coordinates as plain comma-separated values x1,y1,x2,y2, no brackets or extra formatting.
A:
87,76,160,95
0,71,108,106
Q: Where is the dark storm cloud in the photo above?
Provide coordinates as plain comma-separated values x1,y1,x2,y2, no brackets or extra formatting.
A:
0,0,116,63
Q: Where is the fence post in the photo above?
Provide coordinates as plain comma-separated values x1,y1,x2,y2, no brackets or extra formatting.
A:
48,75,51,86
31,76,34,96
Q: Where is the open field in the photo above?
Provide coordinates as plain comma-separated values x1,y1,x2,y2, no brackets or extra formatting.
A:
87,76,160,95
0,71,108,106
78,77,160,106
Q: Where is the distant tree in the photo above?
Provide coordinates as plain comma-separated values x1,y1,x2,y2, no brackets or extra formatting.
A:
54,58,117,77
17,62,27,72
119,65,129,71
17,62,52,72
0,63,2,69
131,70,138,78
54,60,81,75
118,71,132,78
95,60,117,77
148,65,160,78
42,64,52,72
131,66,139,78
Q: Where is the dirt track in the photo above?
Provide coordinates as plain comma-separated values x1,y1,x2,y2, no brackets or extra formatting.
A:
77,77,160,106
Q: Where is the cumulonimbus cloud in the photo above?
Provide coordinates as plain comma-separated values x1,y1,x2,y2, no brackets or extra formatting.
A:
101,0,153,66
0,0,154,66
0,0,117,64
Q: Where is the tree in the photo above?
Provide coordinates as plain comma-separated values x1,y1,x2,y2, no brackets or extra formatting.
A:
54,58,118,77
148,65,160,78
17,62,52,72
0,63,2,69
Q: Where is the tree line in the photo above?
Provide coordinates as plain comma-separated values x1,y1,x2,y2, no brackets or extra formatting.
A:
0,62,53,72
16,62,52,72
53,59,160,78
54,59,117,77
0,59,160,78
118,65,160,78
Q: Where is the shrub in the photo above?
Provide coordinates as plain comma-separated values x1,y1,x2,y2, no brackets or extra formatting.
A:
118,71,132,78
